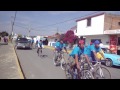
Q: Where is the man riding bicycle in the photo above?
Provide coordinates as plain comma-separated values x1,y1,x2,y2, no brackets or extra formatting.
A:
37,40,43,56
54,39,68,65
69,40,91,72
85,40,108,65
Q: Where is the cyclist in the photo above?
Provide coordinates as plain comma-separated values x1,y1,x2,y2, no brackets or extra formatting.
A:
54,39,68,65
69,40,91,72
37,40,43,56
85,40,107,65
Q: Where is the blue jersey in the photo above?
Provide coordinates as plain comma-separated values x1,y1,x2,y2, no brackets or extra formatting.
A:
38,41,42,47
84,44,102,61
55,41,66,51
70,46,87,59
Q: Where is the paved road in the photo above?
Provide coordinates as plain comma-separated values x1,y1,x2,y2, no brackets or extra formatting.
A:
16,48,67,79
16,47,120,79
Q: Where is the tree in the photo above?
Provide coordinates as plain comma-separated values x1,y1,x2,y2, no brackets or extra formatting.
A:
0,31,9,37
63,30,77,44
63,30,78,49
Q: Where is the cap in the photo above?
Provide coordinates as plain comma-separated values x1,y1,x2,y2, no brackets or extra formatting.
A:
94,40,100,45
79,40,84,45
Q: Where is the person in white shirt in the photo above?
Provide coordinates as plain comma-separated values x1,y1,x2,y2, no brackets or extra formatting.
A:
99,41,103,48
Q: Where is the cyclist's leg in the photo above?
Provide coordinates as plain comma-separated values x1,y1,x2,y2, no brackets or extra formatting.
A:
54,51,58,61
37,48,40,56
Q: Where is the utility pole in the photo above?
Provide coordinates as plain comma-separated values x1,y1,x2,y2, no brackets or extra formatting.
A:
28,24,31,37
11,11,17,36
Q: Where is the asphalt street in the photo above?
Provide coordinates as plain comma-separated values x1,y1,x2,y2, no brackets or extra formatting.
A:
16,47,120,79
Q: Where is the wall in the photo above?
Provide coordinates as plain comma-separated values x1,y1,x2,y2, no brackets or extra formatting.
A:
104,14,120,30
85,35,109,46
76,15,105,36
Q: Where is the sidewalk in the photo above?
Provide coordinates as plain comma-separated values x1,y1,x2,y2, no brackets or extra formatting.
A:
44,45,72,53
0,43,24,79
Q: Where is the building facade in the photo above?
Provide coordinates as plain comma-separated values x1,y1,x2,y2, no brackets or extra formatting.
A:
76,12,120,55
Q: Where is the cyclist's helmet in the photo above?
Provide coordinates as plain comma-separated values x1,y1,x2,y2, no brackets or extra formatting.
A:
94,40,100,45
78,40,84,45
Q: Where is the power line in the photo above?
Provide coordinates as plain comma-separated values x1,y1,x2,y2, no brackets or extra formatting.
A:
14,11,102,33
33,11,101,30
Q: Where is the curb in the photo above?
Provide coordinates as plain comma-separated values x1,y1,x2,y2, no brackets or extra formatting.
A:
13,44,26,79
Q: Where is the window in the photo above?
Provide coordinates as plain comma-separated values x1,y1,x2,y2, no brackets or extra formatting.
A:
87,18,91,27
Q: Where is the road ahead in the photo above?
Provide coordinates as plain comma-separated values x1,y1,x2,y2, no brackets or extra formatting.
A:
16,48,67,79
16,47,120,79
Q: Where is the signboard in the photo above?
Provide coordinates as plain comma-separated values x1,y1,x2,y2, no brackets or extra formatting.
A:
109,35,117,54
116,30,120,34
104,30,116,34
104,29,120,34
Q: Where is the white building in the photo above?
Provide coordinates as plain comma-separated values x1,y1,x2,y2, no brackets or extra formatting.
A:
76,12,120,54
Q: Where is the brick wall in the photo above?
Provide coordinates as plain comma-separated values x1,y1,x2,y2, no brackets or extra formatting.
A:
104,14,120,30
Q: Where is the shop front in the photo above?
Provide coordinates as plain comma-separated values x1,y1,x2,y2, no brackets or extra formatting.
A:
104,30,120,55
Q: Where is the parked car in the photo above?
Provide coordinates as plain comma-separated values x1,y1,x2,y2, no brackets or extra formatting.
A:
101,48,120,67
16,38,31,49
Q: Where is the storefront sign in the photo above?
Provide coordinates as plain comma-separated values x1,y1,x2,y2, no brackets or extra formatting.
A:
104,30,116,34
116,30,120,34
104,29,120,34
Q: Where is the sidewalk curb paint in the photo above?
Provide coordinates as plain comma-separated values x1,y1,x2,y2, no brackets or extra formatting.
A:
44,46,71,53
13,44,25,79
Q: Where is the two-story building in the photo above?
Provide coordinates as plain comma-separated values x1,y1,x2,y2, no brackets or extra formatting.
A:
76,12,120,55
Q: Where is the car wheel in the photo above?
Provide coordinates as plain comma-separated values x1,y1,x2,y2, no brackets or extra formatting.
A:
105,59,113,67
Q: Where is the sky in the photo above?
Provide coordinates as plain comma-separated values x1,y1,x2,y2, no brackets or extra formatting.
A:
0,11,120,36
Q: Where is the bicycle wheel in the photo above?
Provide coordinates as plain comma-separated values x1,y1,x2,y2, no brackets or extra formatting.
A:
53,52,59,66
95,67,111,79
80,70,94,79
61,59,66,70
65,64,73,79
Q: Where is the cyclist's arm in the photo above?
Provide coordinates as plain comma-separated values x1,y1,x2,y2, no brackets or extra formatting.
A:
91,46,100,61
84,55,91,65
93,51,100,61
64,47,68,54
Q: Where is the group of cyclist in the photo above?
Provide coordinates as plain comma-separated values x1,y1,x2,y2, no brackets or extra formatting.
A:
54,38,108,73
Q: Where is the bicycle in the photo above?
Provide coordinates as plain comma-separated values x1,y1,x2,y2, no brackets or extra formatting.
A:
65,55,94,79
53,50,66,70
37,47,42,57
89,60,111,79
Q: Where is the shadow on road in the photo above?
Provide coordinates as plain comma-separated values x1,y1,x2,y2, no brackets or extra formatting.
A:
16,48,32,50
39,55,48,58
112,66,120,69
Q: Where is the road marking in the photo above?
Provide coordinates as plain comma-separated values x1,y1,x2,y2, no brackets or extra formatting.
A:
13,44,24,79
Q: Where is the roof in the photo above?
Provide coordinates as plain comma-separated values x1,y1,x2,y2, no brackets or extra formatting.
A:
76,12,105,22
70,26,77,30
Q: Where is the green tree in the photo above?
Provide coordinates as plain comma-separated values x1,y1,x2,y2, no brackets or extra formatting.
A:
0,31,9,37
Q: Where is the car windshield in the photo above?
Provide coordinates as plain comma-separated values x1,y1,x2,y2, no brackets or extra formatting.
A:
17,38,28,42
101,48,112,54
